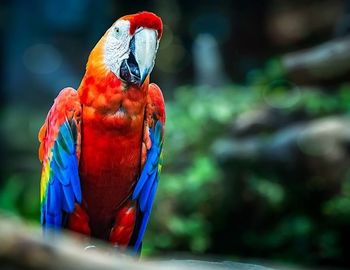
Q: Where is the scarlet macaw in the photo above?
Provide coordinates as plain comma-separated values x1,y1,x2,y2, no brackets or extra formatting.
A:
38,11,165,252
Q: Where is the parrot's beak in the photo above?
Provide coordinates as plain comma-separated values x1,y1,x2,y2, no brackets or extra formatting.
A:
134,28,158,85
119,28,158,86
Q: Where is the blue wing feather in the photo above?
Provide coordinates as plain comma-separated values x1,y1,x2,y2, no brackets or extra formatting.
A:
139,170,157,211
45,176,62,227
147,175,159,212
132,120,163,252
132,141,159,200
154,121,162,142
41,120,81,229
134,179,159,250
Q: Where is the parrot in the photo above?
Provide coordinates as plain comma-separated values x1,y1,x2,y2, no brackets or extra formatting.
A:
38,11,165,252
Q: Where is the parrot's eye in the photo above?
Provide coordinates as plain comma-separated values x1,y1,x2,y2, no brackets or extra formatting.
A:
115,27,120,34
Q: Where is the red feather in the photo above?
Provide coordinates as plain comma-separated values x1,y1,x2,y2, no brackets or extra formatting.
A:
123,11,163,39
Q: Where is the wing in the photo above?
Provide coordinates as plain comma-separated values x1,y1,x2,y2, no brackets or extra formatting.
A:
131,83,165,252
38,87,82,229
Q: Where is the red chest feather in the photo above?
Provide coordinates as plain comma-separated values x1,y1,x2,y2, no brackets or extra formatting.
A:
79,108,143,238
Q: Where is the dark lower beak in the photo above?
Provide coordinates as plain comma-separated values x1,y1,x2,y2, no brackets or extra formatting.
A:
119,36,141,85
119,48,141,85
119,29,157,86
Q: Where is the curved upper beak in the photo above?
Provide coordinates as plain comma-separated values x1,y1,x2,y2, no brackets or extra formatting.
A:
134,28,158,85
119,28,158,86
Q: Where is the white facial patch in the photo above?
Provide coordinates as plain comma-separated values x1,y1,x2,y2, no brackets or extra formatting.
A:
104,20,132,78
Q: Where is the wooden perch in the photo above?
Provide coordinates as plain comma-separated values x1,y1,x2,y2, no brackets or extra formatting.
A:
282,35,350,83
0,213,274,270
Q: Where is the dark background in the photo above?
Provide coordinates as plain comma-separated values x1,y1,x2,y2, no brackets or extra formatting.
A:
1,0,350,269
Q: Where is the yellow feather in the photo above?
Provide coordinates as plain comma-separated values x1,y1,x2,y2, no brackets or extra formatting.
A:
40,154,52,204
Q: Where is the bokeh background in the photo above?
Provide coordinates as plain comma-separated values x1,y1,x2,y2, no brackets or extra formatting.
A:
1,0,350,268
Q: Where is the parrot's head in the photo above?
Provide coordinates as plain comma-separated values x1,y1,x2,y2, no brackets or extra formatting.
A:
101,11,163,87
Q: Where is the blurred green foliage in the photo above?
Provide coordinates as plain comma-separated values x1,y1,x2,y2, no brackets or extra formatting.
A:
1,61,350,266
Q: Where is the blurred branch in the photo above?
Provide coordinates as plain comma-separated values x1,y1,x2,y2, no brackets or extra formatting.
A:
213,115,350,187
0,213,273,270
282,36,350,83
